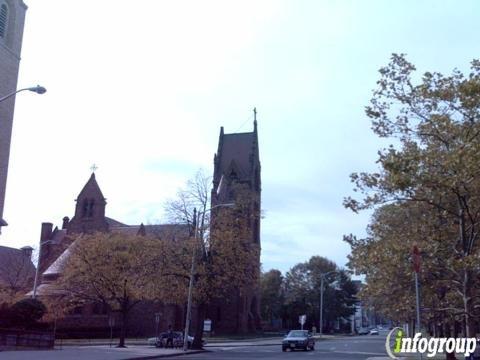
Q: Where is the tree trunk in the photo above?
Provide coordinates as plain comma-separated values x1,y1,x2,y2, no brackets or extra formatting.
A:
118,310,128,348
445,321,457,360
463,269,476,338
192,302,206,349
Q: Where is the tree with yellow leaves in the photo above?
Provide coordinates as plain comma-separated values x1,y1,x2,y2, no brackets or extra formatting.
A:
53,232,158,347
345,54,480,337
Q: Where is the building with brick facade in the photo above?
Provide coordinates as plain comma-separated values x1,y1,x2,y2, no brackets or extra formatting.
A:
0,0,28,232
32,172,190,337
32,119,262,337
207,118,262,334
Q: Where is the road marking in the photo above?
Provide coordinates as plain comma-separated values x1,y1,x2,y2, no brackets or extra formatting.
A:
322,350,386,356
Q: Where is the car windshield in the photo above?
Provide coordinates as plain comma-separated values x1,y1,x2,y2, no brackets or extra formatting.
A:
288,330,308,337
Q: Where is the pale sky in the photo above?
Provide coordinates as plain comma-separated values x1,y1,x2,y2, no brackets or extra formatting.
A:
3,0,480,274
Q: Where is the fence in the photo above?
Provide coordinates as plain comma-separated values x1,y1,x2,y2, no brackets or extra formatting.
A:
0,328,55,349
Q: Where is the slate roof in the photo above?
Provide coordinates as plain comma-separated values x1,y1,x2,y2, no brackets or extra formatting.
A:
50,228,67,244
76,173,105,202
41,222,190,278
105,217,127,227
219,132,256,178
111,223,190,239
42,245,74,277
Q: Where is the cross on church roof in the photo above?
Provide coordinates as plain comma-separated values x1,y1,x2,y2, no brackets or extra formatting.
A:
90,164,98,172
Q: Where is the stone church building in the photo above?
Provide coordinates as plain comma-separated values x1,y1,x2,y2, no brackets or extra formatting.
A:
33,121,262,336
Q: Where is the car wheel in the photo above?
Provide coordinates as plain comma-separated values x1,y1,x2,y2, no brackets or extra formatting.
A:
282,347,287,352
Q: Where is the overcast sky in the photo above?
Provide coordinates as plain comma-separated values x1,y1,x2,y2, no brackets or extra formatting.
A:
3,0,480,274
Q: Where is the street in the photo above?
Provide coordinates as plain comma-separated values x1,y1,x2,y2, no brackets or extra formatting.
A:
0,334,390,360
191,334,388,360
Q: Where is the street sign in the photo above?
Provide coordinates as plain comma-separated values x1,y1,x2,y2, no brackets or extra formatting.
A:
204,319,212,332
299,314,307,330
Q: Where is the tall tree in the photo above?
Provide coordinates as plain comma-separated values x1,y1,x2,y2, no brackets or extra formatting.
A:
160,173,260,348
282,256,356,332
344,54,480,336
53,232,156,347
345,202,457,331
260,269,284,324
164,168,211,236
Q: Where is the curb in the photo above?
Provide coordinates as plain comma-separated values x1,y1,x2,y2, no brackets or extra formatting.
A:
206,343,279,348
125,349,208,359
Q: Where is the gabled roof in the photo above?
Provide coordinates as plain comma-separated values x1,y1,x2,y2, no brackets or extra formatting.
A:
76,173,105,202
105,217,127,227
40,223,190,279
43,244,74,277
111,223,190,239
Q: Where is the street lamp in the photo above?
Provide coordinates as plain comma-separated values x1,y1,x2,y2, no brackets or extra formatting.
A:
0,85,47,103
319,270,340,338
0,85,46,232
183,202,235,352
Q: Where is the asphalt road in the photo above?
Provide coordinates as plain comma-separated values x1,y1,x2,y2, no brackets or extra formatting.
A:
182,334,389,360
0,334,390,360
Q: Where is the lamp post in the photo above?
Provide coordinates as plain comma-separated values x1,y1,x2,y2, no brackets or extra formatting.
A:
0,85,46,103
412,245,422,334
0,85,46,233
183,202,234,352
319,270,340,338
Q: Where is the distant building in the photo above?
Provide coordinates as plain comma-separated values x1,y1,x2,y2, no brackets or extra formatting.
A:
0,0,28,232
0,244,35,303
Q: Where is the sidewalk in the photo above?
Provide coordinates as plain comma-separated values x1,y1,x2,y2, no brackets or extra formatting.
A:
59,335,283,347
0,345,205,360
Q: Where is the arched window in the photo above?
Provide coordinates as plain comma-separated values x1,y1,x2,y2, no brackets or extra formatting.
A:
82,199,89,218
0,3,8,39
88,199,95,217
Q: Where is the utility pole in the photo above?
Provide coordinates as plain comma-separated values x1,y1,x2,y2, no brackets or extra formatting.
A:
412,245,421,333
412,245,422,360
183,208,197,352
320,276,324,337
319,270,339,338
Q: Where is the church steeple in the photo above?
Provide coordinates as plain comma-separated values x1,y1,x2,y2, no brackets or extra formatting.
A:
67,172,109,234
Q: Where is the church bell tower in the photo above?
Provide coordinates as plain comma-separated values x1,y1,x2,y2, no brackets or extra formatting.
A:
67,172,109,234
209,109,262,334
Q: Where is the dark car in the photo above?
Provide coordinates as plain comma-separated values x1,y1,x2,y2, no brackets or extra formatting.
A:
282,330,315,351
149,332,202,349
358,327,370,335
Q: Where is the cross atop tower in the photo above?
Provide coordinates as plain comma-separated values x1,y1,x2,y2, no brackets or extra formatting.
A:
253,107,257,122
90,164,98,172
